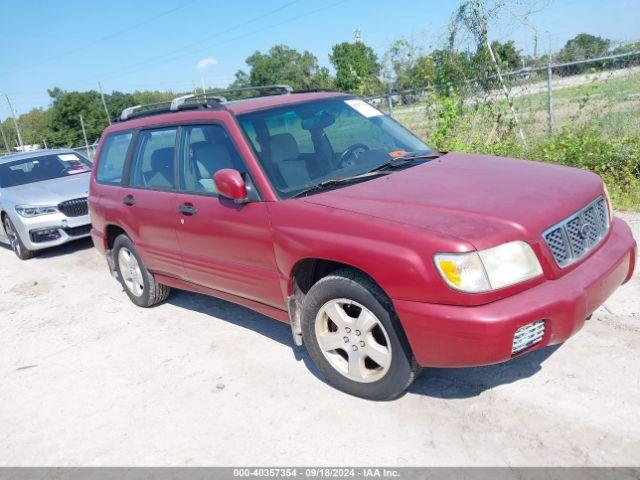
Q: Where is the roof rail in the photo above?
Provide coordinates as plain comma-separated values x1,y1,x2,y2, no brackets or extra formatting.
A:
117,84,293,122
120,105,142,121
212,84,293,97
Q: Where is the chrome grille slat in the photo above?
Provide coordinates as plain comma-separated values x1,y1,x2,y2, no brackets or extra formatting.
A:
543,196,609,268
512,320,545,354
58,197,89,217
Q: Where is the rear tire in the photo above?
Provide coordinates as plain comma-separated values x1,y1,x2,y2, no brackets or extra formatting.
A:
112,234,170,307
3,215,36,260
300,268,419,400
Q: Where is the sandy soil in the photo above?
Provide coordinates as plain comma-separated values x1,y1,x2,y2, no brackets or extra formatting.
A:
0,213,638,466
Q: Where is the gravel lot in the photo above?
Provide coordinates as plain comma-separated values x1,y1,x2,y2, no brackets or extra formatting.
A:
1,212,638,466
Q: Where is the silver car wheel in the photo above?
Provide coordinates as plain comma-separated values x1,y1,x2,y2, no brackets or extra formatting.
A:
315,298,392,383
3,217,21,257
118,247,144,297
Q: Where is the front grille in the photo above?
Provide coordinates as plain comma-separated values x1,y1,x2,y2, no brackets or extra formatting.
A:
63,224,91,237
512,320,545,354
543,196,609,268
58,197,88,217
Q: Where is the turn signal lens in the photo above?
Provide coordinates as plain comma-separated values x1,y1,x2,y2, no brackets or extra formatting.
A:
435,241,543,293
434,252,490,293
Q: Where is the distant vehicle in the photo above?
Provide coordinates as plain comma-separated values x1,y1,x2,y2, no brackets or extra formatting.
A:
0,149,92,259
89,86,636,400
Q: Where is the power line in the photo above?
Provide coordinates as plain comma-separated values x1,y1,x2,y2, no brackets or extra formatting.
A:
80,0,305,86
13,0,197,73
92,0,347,89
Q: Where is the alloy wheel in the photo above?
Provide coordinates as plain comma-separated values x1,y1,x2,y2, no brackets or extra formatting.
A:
4,218,21,257
314,298,392,383
118,247,145,297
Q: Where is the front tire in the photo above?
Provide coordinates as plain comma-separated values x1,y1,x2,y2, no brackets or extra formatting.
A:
112,234,170,307
301,269,419,400
3,215,36,260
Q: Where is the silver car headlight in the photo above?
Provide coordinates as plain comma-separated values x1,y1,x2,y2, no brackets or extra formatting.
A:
434,241,543,293
15,204,59,218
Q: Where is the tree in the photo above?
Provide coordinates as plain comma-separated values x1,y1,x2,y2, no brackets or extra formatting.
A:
556,33,611,62
15,108,54,146
329,41,381,95
383,39,436,93
47,88,135,146
233,45,331,92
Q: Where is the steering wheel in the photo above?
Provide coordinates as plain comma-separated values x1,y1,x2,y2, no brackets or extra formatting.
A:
337,143,370,168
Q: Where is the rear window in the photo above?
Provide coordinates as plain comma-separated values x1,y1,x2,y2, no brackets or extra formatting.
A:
96,132,133,184
0,153,91,188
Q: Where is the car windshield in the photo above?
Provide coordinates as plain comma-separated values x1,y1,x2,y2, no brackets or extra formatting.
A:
0,152,92,188
237,97,432,198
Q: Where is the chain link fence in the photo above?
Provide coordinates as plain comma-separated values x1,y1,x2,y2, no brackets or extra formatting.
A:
367,51,640,148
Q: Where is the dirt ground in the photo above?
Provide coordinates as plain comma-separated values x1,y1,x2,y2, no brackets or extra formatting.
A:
0,212,638,467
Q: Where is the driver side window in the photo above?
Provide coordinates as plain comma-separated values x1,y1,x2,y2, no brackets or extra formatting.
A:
179,124,244,195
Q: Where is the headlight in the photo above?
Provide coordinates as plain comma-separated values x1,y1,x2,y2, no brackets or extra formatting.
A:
15,205,59,217
435,241,543,293
603,183,613,222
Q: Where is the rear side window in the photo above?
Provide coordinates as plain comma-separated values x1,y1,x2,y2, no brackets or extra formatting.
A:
130,128,178,190
95,132,132,184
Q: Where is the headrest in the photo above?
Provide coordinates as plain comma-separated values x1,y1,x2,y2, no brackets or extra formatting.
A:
270,133,299,164
194,144,232,172
150,147,174,171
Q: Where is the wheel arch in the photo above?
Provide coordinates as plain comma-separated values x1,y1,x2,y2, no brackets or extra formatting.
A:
104,224,128,250
286,257,401,347
288,257,390,299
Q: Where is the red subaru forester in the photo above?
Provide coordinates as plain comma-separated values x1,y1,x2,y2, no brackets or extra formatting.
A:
89,86,637,400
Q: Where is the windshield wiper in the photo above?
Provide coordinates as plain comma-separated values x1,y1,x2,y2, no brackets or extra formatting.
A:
291,151,444,199
367,151,444,173
291,171,386,198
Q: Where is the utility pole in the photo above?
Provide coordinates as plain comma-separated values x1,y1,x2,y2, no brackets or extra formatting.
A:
201,77,206,95
4,94,24,149
79,114,91,159
353,27,362,43
98,82,111,125
0,123,10,153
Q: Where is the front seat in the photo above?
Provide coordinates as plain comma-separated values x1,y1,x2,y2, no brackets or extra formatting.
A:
147,147,175,188
192,143,235,192
269,133,310,189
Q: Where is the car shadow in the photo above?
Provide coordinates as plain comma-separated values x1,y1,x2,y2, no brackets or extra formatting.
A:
166,289,325,381
409,344,561,399
1,237,94,259
167,288,561,400
37,238,95,259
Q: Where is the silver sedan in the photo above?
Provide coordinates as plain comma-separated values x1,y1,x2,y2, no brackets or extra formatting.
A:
0,149,92,259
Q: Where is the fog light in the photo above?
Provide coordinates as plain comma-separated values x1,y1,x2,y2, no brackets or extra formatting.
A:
512,320,545,354
29,227,61,243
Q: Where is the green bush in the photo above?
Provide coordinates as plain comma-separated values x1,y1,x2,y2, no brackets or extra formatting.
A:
428,113,640,210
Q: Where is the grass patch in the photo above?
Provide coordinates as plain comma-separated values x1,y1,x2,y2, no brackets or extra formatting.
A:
389,70,640,210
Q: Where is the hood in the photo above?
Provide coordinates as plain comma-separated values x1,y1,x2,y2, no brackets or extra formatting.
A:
1,173,90,206
301,152,604,250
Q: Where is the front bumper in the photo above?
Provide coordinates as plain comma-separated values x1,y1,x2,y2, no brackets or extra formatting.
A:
395,218,637,368
10,211,91,251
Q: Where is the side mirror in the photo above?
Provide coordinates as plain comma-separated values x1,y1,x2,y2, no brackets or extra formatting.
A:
214,168,248,202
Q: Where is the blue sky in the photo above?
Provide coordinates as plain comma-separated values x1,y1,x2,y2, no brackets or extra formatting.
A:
1,0,638,119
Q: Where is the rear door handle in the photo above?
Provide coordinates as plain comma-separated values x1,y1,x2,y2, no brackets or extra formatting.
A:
178,203,197,216
123,195,136,206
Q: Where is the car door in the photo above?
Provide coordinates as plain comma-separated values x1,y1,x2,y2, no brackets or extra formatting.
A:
172,123,283,309
121,127,185,278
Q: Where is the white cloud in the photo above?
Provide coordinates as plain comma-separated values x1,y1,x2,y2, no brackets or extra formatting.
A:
196,58,218,70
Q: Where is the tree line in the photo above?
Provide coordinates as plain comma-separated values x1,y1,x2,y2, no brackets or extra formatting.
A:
1,31,637,152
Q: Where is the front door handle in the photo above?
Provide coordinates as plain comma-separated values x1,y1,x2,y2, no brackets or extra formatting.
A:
123,195,136,206
178,203,197,216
